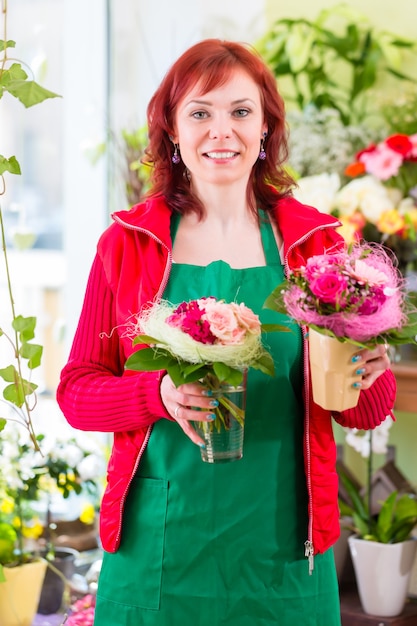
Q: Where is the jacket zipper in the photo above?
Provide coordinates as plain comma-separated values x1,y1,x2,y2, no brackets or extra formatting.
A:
112,213,173,549
284,222,341,575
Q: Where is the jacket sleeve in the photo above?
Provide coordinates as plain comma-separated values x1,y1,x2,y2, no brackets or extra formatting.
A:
56,254,171,433
332,369,397,430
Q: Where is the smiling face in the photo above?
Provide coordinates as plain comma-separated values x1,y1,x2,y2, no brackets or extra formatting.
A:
172,69,267,190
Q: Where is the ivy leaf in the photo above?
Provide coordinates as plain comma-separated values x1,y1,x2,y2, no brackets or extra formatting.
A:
0,365,18,383
12,315,37,342
20,342,43,369
3,380,38,407
0,155,21,176
5,79,61,108
0,39,16,52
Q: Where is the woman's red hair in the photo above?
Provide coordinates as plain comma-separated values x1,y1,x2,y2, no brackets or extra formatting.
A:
145,39,295,217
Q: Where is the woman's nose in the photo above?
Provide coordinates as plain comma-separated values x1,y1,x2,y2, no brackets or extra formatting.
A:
208,115,232,139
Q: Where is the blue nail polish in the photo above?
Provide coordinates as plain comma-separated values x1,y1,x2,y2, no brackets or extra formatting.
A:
198,442,206,449
209,399,219,407
351,355,361,363
207,413,216,421
352,382,362,389
202,389,213,397
355,368,366,375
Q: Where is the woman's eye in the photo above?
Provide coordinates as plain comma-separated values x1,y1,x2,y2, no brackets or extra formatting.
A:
233,108,250,117
191,110,208,119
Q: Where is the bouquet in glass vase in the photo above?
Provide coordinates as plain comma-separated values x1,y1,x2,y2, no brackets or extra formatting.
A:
125,297,283,462
264,243,417,411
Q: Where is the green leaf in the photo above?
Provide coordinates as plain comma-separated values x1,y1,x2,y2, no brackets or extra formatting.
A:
261,323,291,333
263,282,288,313
166,362,186,387
212,362,237,383
3,380,37,407
252,352,275,377
19,342,43,369
0,154,21,176
0,62,28,85
0,418,7,432
5,79,61,108
376,491,397,543
12,315,36,341
125,347,174,372
0,39,16,52
0,365,18,383
132,334,166,346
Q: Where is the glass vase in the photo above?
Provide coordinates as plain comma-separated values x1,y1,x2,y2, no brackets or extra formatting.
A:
194,373,247,464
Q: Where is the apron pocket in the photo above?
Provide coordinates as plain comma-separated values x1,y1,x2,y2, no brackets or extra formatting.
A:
98,476,168,610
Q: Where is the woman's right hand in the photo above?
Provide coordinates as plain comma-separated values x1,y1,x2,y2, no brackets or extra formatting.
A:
160,374,217,447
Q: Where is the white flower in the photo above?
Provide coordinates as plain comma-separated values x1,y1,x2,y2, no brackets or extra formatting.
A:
293,173,341,214
334,176,396,222
77,454,105,482
50,442,84,467
344,416,394,458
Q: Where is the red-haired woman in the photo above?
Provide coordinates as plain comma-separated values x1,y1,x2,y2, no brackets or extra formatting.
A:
57,39,395,625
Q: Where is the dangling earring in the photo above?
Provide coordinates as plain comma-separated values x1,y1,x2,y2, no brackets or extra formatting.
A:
172,143,181,164
259,132,267,160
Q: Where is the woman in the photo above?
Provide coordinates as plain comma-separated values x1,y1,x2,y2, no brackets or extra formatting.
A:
57,39,395,625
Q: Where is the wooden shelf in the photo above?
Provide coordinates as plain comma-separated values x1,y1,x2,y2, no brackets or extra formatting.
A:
340,586,417,625
392,361,417,413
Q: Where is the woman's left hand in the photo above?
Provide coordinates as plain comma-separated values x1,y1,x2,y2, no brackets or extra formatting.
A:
352,343,391,390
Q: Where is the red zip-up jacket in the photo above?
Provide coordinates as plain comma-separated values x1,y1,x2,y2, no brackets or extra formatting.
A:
56,195,396,568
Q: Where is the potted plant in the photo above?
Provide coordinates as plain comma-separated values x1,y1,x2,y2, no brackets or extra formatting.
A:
0,423,105,616
339,446,417,618
256,3,416,125
0,6,65,624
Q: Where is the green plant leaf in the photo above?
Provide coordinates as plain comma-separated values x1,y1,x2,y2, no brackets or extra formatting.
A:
212,362,235,383
12,315,36,341
0,418,7,432
0,39,16,52
251,352,275,377
3,380,37,407
376,491,397,543
5,79,61,108
260,323,291,333
0,365,18,383
0,154,21,176
19,342,43,369
125,347,174,371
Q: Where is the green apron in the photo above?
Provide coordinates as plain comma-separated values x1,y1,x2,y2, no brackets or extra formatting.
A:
94,215,341,626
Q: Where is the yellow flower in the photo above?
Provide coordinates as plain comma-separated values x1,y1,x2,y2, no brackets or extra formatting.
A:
0,497,15,515
336,217,359,244
377,209,405,235
79,503,95,525
22,518,44,539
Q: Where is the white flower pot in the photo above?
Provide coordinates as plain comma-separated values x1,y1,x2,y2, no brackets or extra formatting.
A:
348,535,417,617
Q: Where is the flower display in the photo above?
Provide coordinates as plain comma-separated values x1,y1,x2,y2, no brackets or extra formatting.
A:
293,172,417,274
264,243,417,347
0,424,105,568
124,298,282,430
345,133,417,198
66,594,96,626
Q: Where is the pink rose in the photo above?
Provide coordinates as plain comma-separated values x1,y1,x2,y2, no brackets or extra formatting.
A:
203,301,244,344
309,272,348,306
230,302,261,334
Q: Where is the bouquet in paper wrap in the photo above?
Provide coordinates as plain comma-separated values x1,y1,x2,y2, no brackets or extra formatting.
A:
264,243,417,348
264,243,417,411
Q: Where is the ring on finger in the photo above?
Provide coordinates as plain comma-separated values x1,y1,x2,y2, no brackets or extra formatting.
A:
174,404,181,419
